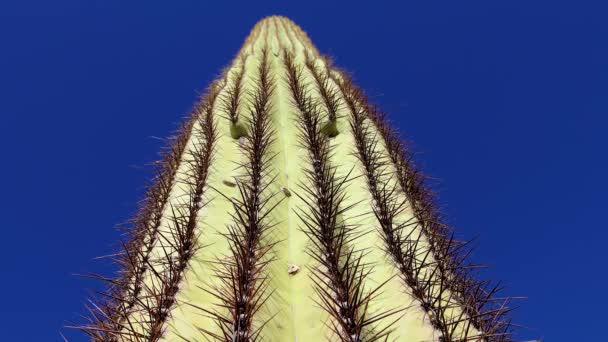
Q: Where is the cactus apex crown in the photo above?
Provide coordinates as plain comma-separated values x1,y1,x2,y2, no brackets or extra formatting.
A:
75,16,518,342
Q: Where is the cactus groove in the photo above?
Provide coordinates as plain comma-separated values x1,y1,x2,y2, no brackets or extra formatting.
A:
77,16,518,342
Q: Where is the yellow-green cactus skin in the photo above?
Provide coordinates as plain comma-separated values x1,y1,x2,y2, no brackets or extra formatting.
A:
79,16,516,342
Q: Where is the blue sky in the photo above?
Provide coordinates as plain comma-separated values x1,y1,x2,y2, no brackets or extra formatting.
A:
1,1,606,341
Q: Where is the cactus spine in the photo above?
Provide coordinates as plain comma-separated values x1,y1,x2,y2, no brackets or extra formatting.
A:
79,16,516,342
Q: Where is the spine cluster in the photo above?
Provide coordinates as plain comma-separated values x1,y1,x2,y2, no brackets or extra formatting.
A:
202,49,278,341
332,70,514,341
285,53,400,342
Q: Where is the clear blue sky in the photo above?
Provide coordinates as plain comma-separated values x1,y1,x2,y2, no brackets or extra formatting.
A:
1,1,605,341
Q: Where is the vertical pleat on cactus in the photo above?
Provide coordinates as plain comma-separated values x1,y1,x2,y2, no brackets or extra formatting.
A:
77,16,517,342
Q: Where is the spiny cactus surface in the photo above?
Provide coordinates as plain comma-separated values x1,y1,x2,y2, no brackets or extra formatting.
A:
79,16,517,342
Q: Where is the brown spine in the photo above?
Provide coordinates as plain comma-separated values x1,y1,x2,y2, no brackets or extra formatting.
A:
330,64,515,341
198,49,279,342
285,52,400,342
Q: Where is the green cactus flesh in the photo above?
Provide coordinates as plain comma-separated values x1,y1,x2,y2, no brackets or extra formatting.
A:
80,16,516,342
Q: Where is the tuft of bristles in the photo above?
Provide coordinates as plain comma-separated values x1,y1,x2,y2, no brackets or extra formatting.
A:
220,57,247,125
304,53,342,124
284,52,402,342
194,49,280,342
327,59,518,341
73,80,220,341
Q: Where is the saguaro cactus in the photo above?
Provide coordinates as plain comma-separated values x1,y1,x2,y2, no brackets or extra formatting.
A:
79,16,517,342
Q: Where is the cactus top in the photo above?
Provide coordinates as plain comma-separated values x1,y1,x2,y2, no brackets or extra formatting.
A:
78,16,516,342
